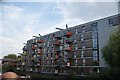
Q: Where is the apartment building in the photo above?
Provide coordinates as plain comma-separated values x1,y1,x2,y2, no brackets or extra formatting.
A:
17,14,119,76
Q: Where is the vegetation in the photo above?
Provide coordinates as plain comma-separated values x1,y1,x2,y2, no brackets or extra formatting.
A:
2,54,17,73
102,33,120,68
3,54,17,59
89,32,120,79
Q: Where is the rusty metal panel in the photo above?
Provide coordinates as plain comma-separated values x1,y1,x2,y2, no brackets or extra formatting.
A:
85,40,92,48
85,23,92,32
76,50,81,57
77,41,82,49
84,49,92,57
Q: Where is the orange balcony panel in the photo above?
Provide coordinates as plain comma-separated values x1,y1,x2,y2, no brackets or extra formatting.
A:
67,32,71,36
55,55,59,59
37,51,42,54
67,47,71,50
64,32,71,36
55,41,60,45
38,40,43,43
32,46,35,50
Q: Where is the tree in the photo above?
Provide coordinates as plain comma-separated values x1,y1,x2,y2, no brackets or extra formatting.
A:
102,33,120,68
2,54,17,73
3,54,17,59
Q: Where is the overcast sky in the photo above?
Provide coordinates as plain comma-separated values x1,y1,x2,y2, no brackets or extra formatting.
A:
0,0,119,58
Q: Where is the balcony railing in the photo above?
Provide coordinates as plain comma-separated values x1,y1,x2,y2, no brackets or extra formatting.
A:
64,39,72,44
64,47,71,51
32,46,35,50
37,51,42,54
55,55,59,60
38,40,43,43
64,32,71,37
55,36,62,39
22,53,26,56
18,58,22,61
54,41,61,45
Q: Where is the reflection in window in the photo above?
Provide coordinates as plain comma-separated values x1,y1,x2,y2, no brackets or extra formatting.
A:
93,51,98,61
92,39,98,48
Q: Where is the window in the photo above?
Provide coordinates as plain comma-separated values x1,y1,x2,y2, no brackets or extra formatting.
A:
59,46,62,50
81,34,84,41
82,42,85,49
74,51,76,58
75,43,78,50
108,18,113,27
83,59,86,66
75,59,78,64
93,51,98,61
92,39,98,48
75,29,78,34
74,35,77,42
92,22,98,30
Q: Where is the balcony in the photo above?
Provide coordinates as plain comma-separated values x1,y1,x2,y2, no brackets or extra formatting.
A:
37,51,42,54
32,42,36,44
64,39,72,44
22,62,25,66
17,67,21,70
18,58,22,61
55,36,62,40
66,54,72,59
64,47,71,51
32,46,35,50
38,40,43,43
22,46,27,51
22,53,26,56
66,62,70,67
64,32,71,37
37,45,42,49
54,41,61,45
55,55,59,60
31,57,34,61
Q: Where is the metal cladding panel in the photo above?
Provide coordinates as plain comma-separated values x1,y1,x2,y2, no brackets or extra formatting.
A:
76,34,81,41
70,35,74,42
83,32,92,40
49,47,52,53
77,26,82,33
83,68,91,75
77,41,82,49
84,49,92,57
71,43,75,50
76,50,81,57
84,40,92,48
113,17,119,26
69,28,76,35
77,59,82,66
84,23,92,32
70,59,74,66
85,58,93,66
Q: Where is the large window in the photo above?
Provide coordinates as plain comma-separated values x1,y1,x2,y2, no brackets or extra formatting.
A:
93,50,98,61
92,39,98,48
108,18,113,27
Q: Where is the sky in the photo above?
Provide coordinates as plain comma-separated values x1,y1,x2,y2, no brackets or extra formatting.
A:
0,0,119,59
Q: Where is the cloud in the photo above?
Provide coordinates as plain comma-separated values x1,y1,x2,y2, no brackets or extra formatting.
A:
1,2,118,59
55,2,118,26
1,4,42,58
